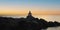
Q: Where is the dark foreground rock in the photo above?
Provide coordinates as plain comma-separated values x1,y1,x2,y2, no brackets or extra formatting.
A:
0,11,60,30
0,16,60,30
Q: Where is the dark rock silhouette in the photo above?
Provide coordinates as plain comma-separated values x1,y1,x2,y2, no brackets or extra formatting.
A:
0,11,60,30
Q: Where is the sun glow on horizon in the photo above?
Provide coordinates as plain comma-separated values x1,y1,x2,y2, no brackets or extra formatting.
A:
0,10,60,16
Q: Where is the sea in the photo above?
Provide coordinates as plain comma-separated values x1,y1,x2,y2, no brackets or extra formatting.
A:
41,26,60,30
2,15,60,30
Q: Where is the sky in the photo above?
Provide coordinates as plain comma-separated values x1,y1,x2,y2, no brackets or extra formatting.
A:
0,0,60,15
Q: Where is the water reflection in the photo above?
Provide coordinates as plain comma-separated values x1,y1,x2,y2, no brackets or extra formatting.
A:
2,15,60,22
47,27,60,30
41,27,60,30
1,15,60,30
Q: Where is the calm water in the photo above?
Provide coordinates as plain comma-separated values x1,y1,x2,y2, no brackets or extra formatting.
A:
2,15,60,22
2,15,60,30
41,27,60,30
34,15,60,22
47,27,60,30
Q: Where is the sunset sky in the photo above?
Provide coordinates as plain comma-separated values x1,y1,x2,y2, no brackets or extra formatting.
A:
0,0,60,15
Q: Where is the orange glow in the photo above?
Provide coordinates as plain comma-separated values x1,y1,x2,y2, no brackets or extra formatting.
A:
0,10,60,16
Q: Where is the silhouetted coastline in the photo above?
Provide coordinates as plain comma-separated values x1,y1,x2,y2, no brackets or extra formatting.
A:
0,11,60,30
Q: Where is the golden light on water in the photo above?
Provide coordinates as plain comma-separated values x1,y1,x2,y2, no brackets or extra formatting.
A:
0,10,60,22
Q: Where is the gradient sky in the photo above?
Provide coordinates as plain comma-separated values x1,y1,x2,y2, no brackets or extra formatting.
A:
0,0,60,15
